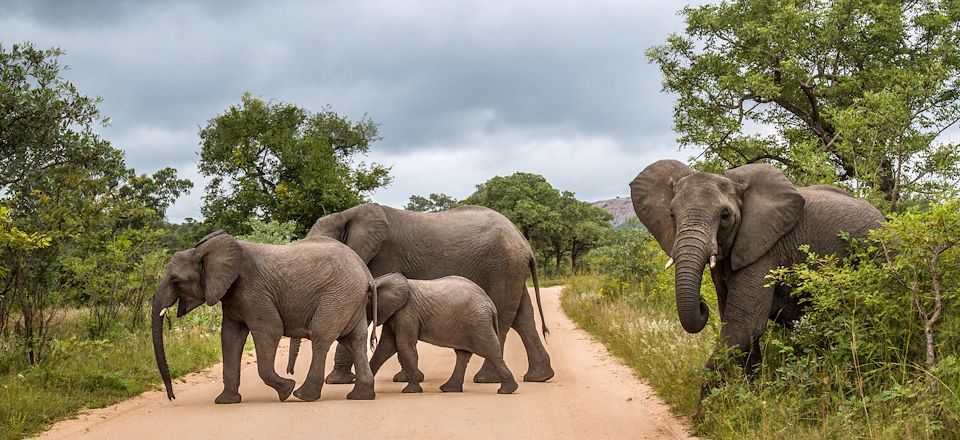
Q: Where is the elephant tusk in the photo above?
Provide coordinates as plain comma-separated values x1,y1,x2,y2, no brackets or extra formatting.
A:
159,307,167,317
664,258,674,269
709,255,717,269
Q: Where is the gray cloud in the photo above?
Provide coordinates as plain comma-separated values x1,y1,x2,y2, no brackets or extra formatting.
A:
1,0,697,221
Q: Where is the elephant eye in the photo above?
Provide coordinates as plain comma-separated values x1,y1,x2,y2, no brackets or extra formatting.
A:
721,209,731,221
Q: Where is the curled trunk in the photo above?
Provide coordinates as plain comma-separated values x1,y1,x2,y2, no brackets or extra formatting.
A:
152,288,177,400
672,228,711,333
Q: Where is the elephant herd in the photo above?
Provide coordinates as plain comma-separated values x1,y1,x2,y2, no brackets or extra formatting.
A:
152,161,884,407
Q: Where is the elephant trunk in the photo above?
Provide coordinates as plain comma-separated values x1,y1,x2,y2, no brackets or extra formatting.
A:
672,215,712,334
152,286,177,400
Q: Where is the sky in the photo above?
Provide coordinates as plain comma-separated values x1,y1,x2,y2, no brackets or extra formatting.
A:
1,0,697,222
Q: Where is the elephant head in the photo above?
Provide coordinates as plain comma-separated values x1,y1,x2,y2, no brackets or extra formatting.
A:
629,160,804,334
152,230,243,400
369,273,411,326
308,204,388,264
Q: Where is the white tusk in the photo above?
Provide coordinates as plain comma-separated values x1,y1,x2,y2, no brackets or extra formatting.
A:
710,255,717,269
159,308,167,317
664,258,674,269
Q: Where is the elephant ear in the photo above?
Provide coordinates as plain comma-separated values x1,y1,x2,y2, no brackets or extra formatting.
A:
724,164,805,271
629,160,695,256
372,273,411,325
309,204,388,264
196,232,243,305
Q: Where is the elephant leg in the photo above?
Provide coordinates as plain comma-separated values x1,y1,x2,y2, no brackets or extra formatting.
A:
324,342,356,384
440,349,472,392
474,281,519,383
342,319,376,400
215,317,248,404
395,325,422,393
369,325,398,377
250,328,295,402
491,355,518,394
286,338,301,375
512,290,553,382
292,336,333,402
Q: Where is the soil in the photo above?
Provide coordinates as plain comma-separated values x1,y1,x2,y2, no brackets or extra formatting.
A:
32,286,697,439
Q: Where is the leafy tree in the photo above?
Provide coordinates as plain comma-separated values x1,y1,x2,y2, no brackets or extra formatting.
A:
199,93,391,234
0,43,192,363
405,193,459,212
463,173,612,274
647,0,960,210
236,217,299,244
462,172,562,240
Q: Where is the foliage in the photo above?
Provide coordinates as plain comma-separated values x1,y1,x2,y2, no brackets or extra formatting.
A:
0,306,223,440
583,224,664,299
647,0,960,211
404,193,459,212
199,92,391,235
235,217,299,244
463,172,613,275
570,195,960,438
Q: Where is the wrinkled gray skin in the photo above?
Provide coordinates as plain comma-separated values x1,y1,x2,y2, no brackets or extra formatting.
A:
289,204,552,385
630,161,884,381
368,273,518,394
151,231,376,404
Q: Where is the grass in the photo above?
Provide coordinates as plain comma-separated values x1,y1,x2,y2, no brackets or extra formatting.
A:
0,307,224,439
561,274,959,439
560,275,716,413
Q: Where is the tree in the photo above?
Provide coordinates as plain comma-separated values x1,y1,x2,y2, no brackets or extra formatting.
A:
405,193,459,212
647,0,960,211
0,42,192,362
199,93,391,234
463,173,612,275
462,172,562,240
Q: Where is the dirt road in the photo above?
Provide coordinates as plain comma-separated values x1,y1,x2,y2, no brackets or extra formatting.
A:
34,286,695,439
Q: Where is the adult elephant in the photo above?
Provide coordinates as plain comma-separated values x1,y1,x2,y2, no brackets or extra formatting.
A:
629,160,883,375
293,203,553,384
151,231,376,404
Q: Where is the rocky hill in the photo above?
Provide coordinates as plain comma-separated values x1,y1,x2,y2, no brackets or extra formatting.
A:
591,197,640,228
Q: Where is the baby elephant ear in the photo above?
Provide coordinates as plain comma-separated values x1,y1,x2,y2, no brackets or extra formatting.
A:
724,164,805,271
629,160,695,256
197,233,243,305
373,273,411,325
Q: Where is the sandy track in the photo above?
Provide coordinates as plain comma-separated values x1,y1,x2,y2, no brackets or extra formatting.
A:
34,286,695,439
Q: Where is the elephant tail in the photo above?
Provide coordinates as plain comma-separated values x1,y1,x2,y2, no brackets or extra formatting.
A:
529,257,549,338
369,280,378,350
286,338,301,375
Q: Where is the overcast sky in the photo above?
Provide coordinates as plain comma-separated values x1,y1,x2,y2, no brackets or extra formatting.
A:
1,0,697,222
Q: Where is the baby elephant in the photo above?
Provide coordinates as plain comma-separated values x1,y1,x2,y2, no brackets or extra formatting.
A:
369,273,518,394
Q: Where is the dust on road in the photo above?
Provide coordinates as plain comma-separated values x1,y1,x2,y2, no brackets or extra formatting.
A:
33,286,696,439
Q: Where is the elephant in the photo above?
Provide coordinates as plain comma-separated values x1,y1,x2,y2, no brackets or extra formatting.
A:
288,203,553,385
629,160,884,379
151,231,377,404
367,273,518,394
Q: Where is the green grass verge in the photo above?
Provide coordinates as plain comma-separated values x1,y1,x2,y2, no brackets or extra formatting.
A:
561,275,957,439
0,307,223,439
560,275,715,414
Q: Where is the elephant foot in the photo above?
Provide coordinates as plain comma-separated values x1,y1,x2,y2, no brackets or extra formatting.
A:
214,390,242,404
293,385,321,402
393,369,424,383
346,384,376,400
439,381,463,393
325,369,356,384
498,379,518,394
275,378,296,401
522,364,555,382
472,366,501,383
402,383,423,393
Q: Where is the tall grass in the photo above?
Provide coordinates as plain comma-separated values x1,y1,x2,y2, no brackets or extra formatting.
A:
561,275,957,439
0,307,223,439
